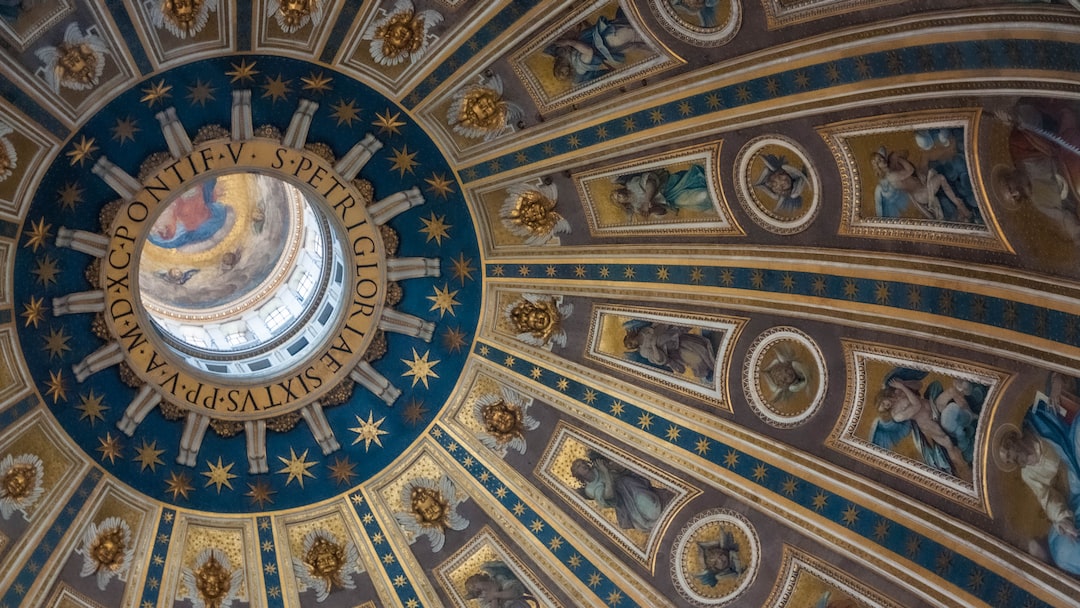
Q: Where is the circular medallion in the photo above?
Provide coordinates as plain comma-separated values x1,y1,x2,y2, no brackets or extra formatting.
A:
671,508,760,606
14,56,481,512
734,135,820,234
742,326,826,428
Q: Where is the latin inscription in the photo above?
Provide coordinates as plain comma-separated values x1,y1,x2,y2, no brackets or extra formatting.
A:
104,141,384,419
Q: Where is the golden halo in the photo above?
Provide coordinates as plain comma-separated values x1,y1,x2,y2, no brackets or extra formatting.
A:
991,422,1022,473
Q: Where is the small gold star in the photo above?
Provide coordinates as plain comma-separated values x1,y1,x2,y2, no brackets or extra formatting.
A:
402,348,439,388
665,425,681,441
545,265,557,277
842,504,859,526
568,555,582,568
637,412,652,429
403,401,427,425
575,265,586,278
427,283,460,317
752,463,768,481
43,326,71,360
495,486,507,498
656,267,669,280
66,136,97,166
261,74,292,103
202,457,237,493
21,295,46,328
419,213,451,245
588,573,602,587
583,389,597,404
57,182,84,210
782,477,797,495
226,59,259,83
382,553,396,565
110,116,140,145
388,145,419,177
812,491,828,511
530,519,544,532
134,439,164,472
491,265,504,277
77,390,108,424
374,109,406,135
723,449,739,468
301,71,333,93
518,265,530,277
186,79,215,106
328,455,357,485
609,401,623,416
277,447,317,488
451,253,475,283
442,327,467,353
97,432,122,464
33,256,60,285
165,471,194,500
598,266,610,278
141,80,172,107
247,481,276,508
350,411,389,451
650,109,664,124
503,355,516,367
330,99,361,127
425,172,455,198
607,590,623,606
530,366,543,379
556,378,569,391
44,369,66,403
695,438,710,454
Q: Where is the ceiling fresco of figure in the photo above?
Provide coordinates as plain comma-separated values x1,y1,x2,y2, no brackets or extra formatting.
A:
0,1,1078,607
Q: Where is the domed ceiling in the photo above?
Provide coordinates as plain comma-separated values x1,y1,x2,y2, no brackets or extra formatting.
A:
0,1,1078,607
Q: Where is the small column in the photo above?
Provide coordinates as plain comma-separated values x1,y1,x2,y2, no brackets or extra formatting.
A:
231,90,253,141
117,384,162,436
53,289,105,316
369,187,424,226
387,257,440,281
300,402,340,455
244,420,267,474
379,308,434,342
156,107,193,157
92,157,142,199
72,342,123,383
55,227,109,258
334,134,383,180
177,413,210,466
350,361,401,405
283,99,319,149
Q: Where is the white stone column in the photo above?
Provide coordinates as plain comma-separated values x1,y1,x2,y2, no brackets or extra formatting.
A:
177,413,210,466
300,402,340,455
117,384,162,436
72,342,123,382
379,308,434,342
92,157,142,199
283,99,319,149
369,187,424,225
350,361,401,405
52,290,105,315
55,227,109,258
156,107,193,157
387,257,440,281
231,90,253,141
334,134,382,180
244,420,267,474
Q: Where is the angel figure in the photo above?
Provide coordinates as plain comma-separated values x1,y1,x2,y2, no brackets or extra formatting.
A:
870,143,972,222
448,74,522,141
695,531,743,586
79,517,134,591
151,0,220,39
610,164,712,221
505,293,572,348
869,367,981,480
622,321,716,382
753,154,809,214
464,561,538,608
182,547,244,608
500,182,570,246
292,529,360,603
571,452,672,532
0,452,44,520
365,0,443,67
0,121,18,182
267,0,324,34
474,386,540,458
394,474,469,552
36,23,109,93
545,7,647,85
761,343,811,404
